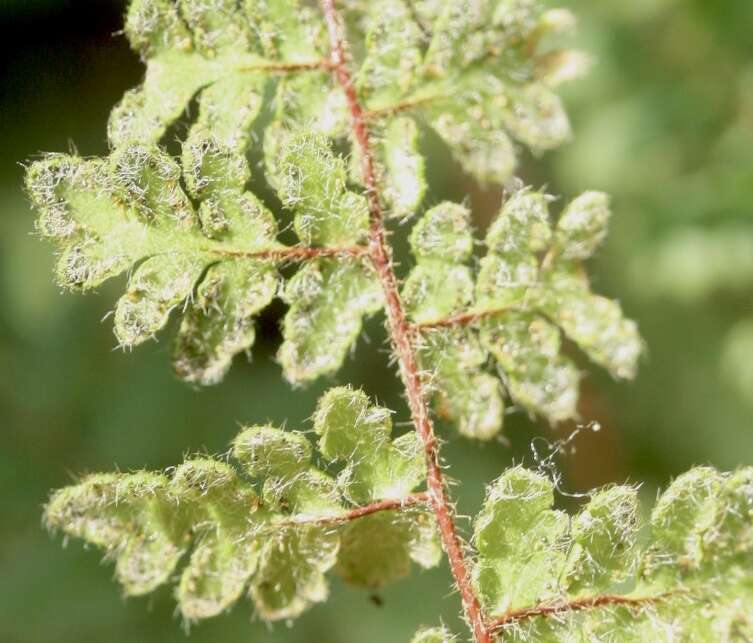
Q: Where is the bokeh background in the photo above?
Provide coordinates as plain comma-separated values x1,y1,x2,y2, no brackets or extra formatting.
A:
2,1,752,641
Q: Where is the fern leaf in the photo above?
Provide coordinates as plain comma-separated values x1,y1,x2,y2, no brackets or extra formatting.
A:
355,0,425,107
404,202,505,439
354,1,580,185
28,0,584,385
480,312,580,423
475,466,753,641
404,188,643,437
336,509,440,588
374,116,427,219
346,0,581,189
110,0,324,148
313,387,425,503
27,124,385,385
403,202,475,323
44,387,438,623
411,626,456,643
25,143,280,383
421,329,505,441
276,132,369,247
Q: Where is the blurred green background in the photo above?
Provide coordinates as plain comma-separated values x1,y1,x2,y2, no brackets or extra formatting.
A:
1,1,752,641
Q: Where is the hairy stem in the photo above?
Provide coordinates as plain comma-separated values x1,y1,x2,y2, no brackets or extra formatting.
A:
208,244,368,262
318,2,492,641
236,59,332,73
413,307,514,331
489,593,675,630
364,95,442,120
277,492,430,529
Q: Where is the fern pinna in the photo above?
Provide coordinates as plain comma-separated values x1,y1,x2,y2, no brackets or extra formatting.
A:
26,1,752,641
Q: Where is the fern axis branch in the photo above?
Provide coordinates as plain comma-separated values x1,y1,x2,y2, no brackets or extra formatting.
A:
236,59,332,73
207,244,369,262
276,492,430,529
413,307,514,331
413,306,563,340
364,95,441,121
489,592,675,630
318,2,492,641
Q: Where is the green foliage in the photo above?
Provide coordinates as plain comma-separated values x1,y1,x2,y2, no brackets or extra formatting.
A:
111,0,325,148
411,626,456,643
26,0,753,641
44,387,439,623
117,0,588,187
476,466,753,641
352,0,588,187
25,132,381,386
404,202,504,440
27,0,584,394
405,189,642,439
26,0,586,391
43,399,753,640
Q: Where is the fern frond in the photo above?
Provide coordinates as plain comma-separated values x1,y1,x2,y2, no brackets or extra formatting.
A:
26,2,707,641
411,626,457,643
25,131,380,385
474,466,753,641
44,387,439,622
404,189,643,439
26,0,584,389
110,0,327,149
353,0,587,188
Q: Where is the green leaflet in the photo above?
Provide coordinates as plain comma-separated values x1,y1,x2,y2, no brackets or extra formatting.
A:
276,132,369,246
27,129,384,385
45,388,439,623
313,388,441,585
178,529,260,620
352,2,578,186
173,259,278,385
553,191,611,261
484,189,552,256
355,0,424,108
563,485,640,595
423,0,541,72
382,117,426,217
369,116,428,219
279,258,382,383
404,188,642,433
403,202,505,440
110,0,325,148
421,330,505,441
44,471,191,597
25,142,281,385
250,523,340,621
171,459,261,619
272,133,382,381
473,467,570,614
29,0,585,385
429,101,518,186
481,312,580,423
410,626,456,643
478,466,753,642
313,387,426,503
539,267,642,383
348,114,427,220
403,201,475,323
263,72,350,191
499,82,572,153
336,509,440,587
